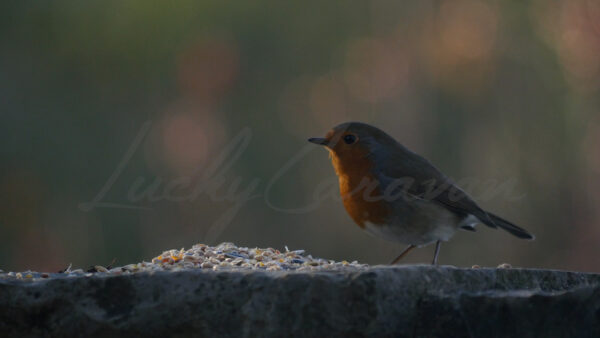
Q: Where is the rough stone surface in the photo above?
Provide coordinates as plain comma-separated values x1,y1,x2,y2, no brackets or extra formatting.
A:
1,266,599,337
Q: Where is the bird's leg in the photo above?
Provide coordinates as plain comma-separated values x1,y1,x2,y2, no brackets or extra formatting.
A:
432,241,441,265
390,245,416,265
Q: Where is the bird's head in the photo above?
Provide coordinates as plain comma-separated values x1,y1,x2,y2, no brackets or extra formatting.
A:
308,122,396,160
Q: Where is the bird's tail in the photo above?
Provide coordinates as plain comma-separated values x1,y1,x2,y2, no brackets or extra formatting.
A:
481,211,535,240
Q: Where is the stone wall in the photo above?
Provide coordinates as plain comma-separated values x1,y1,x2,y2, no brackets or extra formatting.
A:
1,266,599,337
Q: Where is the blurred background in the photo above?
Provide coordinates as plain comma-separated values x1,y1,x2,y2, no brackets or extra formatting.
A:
1,1,599,273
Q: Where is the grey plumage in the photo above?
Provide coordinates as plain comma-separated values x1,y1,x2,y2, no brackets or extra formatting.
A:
335,121,534,241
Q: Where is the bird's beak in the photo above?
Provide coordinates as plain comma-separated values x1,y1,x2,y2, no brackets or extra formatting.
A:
308,137,329,146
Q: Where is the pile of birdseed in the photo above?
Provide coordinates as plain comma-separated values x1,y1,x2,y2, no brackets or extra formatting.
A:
0,242,369,281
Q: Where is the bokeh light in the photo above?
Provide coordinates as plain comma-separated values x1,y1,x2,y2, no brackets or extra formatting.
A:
1,1,599,273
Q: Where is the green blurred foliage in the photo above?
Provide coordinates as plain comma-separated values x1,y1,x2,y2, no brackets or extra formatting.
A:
1,1,599,272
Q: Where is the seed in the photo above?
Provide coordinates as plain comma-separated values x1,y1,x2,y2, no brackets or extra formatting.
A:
4,243,371,279
94,266,109,273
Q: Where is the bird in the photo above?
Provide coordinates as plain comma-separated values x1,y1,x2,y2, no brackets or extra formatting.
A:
308,122,534,265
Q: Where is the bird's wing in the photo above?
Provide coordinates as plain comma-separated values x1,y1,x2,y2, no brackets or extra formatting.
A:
373,146,534,239
376,149,494,226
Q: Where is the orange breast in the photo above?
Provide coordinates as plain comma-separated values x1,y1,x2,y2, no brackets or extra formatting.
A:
330,150,391,228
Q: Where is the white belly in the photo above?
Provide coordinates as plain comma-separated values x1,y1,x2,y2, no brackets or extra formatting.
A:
363,199,466,246
364,221,456,247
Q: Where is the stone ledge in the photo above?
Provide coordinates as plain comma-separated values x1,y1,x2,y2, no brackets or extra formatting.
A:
1,266,599,337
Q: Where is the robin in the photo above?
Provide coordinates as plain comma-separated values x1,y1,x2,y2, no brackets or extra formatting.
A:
308,122,534,265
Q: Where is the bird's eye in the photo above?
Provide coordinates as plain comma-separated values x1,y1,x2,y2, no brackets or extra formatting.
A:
343,134,357,145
